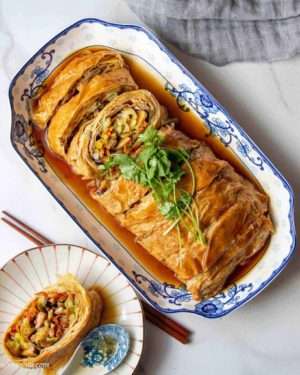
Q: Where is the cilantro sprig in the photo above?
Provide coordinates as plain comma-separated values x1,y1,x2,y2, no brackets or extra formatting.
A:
100,127,205,244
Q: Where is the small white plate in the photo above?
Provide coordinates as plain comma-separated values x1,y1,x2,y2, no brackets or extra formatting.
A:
0,244,144,375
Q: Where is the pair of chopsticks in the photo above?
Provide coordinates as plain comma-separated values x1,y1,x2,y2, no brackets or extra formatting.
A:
1,211,191,344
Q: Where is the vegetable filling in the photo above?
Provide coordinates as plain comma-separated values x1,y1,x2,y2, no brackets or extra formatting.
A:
92,106,151,164
5,291,78,358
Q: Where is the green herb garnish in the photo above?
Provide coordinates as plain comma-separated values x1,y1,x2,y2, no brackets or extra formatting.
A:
100,127,206,245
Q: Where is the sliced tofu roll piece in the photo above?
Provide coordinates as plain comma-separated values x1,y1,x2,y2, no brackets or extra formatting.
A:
31,47,128,129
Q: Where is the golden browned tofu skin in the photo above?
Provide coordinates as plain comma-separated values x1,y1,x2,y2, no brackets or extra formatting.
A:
91,125,208,217
68,89,165,179
2,275,103,370
47,68,137,159
31,47,128,129
91,176,148,216
37,47,273,301
116,129,273,299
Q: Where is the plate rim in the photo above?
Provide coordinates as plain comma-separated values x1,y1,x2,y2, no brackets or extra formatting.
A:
8,18,296,318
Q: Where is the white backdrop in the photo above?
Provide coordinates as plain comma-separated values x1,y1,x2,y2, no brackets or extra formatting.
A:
0,1,299,374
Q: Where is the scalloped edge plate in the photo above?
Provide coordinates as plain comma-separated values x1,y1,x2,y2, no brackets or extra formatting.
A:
0,244,144,375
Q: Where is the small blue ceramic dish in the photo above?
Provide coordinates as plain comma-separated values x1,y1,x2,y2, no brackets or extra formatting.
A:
81,325,130,372
8,18,296,318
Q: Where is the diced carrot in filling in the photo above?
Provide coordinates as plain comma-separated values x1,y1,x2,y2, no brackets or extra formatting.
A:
92,108,149,164
5,291,77,358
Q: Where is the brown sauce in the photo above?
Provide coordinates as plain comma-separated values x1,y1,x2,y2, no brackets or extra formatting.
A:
33,48,268,288
90,286,118,323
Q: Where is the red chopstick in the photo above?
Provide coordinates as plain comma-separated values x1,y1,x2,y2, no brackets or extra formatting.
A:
1,210,191,344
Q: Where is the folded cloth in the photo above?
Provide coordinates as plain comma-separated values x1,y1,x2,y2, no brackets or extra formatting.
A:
126,0,300,65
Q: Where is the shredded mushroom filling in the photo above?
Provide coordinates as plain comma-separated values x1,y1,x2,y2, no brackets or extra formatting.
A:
5,291,78,358
92,107,150,163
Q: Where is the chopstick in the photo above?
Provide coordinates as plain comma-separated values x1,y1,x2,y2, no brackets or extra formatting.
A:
1,217,45,247
142,302,190,344
1,210,191,344
2,211,53,245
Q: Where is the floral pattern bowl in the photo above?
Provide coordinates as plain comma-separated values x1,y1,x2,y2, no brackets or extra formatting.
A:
8,18,296,318
78,324,130,373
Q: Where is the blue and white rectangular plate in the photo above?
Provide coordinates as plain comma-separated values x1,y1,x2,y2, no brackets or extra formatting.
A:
9,18,296,318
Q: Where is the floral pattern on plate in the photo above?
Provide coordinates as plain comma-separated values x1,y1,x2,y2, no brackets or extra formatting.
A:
8,18,296,318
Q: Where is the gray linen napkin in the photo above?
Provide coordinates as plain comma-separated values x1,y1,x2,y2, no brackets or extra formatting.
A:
126,0,300,65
